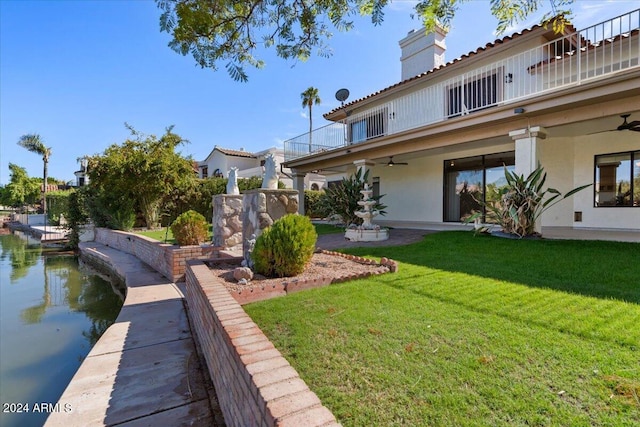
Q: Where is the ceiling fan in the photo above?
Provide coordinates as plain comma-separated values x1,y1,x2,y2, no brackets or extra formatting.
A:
616,114,640,132
383,156,408,167
586,114,640,135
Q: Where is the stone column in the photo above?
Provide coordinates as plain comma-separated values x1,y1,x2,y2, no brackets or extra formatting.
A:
291,169,307,215
509,126,547,234
212,194,243,250
509,126,547,177
242,189,299,265
353,159,376,184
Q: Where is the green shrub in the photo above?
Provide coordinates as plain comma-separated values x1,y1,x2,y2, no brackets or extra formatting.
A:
170,210,209,246
304,190,324,218
252,214,317,278
46,190,73,225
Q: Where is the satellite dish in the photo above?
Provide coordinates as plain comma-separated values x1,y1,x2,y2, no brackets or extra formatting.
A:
335,88,350,104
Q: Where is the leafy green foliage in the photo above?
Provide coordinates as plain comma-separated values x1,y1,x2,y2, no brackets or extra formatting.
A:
46,190,73,225
3,163,41,208
318,168,386,226
304,190,324,218
156,0,573,81
466,164,590,237
66,187,91,249
170,210,209,246
87,124,196,229
252,214,317,278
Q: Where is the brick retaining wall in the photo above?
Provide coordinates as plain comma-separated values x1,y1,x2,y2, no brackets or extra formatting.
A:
94,228,218,282
185,260,341,427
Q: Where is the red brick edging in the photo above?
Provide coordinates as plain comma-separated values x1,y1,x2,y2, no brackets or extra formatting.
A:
185,260,341,427
228,250,399,305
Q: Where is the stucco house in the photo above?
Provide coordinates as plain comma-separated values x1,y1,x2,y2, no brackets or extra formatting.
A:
198,146,325,190
284,9,640,241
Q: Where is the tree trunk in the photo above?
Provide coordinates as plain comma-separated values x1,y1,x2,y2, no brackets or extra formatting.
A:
43,157,48,216
308,104,312,153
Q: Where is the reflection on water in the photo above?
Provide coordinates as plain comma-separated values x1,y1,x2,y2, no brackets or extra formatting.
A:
0,232,124,427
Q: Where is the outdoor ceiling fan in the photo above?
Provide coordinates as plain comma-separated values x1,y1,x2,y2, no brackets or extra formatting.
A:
616,114,640,132
383,156,408,167
586,114,640,135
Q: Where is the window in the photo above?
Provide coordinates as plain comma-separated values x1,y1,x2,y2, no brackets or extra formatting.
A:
595,151,640,207
447,72,501,118
201,166,208,179
348,108,387,143
444,152,515,222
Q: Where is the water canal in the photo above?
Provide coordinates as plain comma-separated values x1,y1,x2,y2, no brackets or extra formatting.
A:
0,232,123,427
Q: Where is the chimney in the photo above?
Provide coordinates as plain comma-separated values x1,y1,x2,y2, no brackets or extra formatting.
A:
399,25,447,81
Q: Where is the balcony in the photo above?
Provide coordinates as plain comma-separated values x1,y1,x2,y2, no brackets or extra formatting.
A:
284,9,640,162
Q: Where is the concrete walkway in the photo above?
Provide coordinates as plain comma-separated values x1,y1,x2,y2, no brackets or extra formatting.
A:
46,242,223,427
316,227,433,250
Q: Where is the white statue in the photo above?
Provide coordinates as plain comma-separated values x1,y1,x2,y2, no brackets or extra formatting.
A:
226,167,240,195
261,153,279,189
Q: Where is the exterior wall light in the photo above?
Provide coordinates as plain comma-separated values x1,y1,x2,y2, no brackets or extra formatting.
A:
514,107,525,114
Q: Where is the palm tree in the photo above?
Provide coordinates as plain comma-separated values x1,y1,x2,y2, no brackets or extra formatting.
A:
17,134,52,214
301,87,321,153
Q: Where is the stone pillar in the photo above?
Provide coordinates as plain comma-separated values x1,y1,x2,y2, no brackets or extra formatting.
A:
291,169,307,215
212,194,243,250
509,126,547,234
242,189,299,265
353,159,376,184
509,126,547,177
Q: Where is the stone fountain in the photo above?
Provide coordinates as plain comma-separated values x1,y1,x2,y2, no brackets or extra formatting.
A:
344,183,389,242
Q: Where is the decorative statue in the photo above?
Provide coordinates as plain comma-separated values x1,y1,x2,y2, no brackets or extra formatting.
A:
261,153,279,189
226,167,240,195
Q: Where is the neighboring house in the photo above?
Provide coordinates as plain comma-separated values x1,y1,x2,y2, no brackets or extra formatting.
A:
74,157,89,187
198,146,325,190
284,9,640,240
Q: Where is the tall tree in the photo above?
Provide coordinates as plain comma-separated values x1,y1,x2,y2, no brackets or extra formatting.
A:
301,87,321,152
88,124,196,230
4,163,41,208
156,0,573,81
17,134,52,214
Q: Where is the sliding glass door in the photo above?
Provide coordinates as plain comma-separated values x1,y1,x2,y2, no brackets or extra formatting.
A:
444,152,515,222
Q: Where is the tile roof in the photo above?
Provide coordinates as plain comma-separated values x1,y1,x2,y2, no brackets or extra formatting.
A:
215,147,255,158
324,21,574,118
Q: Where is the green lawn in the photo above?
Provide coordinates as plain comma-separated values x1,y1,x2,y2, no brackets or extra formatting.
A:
245,231,640,426
313,222,345,235
134,227,178,243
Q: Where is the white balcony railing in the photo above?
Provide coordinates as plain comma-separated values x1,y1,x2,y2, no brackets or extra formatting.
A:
284,8,640,162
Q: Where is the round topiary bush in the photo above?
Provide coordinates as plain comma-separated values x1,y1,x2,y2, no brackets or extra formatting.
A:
252,214,317,278
170,210,209,246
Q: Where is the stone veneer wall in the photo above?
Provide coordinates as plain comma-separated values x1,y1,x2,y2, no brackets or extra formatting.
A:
94,228,217,282
185,260,341,427
242,189,299,262
212,194,243,250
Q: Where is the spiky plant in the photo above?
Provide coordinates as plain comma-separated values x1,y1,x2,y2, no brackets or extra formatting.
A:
468,164,591,237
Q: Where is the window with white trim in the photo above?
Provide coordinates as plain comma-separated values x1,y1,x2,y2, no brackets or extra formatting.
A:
595,151,640,207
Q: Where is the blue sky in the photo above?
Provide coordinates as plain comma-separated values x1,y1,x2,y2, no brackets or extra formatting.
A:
1,0,637,185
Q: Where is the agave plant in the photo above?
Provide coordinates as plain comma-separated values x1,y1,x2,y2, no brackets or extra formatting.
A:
468,164,591,238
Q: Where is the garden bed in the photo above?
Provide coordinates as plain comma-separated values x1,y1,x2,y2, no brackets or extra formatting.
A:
207,250,397,305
